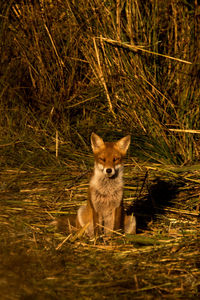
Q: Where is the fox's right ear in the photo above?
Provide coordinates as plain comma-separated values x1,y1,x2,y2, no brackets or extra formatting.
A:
91,133,105,153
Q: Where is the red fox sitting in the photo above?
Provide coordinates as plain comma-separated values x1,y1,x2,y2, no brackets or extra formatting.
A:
76,133,136,236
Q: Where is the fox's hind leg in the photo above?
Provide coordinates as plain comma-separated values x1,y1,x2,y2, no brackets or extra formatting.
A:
124,214,136,234
76,204,94,237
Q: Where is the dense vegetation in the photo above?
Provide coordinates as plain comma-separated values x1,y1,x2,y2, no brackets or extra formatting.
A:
1,0,200,168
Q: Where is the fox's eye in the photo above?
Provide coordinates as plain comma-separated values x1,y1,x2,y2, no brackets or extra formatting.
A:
99,157,106,162
113,157,119,162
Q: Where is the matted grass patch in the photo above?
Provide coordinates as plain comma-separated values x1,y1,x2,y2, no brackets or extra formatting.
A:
0,165,199,299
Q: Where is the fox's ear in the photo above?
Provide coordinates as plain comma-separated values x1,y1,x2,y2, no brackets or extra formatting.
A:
91,133,105,153
115,135,131,155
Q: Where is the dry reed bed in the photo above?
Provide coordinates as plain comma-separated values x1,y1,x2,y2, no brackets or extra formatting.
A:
1,1,200,165
0,164,199,299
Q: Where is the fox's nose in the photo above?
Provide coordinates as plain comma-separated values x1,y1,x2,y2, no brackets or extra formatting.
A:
106,168,112,174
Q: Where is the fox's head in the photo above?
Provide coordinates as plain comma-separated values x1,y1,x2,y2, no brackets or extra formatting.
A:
91,133,131,178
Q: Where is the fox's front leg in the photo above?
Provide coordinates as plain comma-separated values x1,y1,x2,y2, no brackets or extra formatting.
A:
114,206,123,231
103,206,122,235
93,209,100,236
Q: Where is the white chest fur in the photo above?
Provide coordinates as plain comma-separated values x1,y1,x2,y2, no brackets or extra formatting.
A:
90,169,123,213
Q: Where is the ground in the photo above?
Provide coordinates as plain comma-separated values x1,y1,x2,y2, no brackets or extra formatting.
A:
0,164,200,299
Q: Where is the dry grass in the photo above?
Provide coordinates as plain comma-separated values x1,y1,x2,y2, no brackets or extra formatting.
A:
1,0,200,164
0,162,200,299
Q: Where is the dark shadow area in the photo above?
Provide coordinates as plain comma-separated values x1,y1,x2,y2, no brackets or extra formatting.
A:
126,178,185,232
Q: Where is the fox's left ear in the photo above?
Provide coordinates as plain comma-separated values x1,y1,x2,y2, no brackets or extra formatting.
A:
115,135,131,155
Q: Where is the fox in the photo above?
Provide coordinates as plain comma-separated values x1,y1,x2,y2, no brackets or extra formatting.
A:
76,133,136,237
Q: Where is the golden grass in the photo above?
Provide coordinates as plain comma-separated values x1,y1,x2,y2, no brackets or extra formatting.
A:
1,0,200,164
0,163,200,298
100,37,193,64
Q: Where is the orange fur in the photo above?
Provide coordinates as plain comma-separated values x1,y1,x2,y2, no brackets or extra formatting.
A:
77,133,136,236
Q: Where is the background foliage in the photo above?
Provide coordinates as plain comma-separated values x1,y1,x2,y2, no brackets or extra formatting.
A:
1,0,200,167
